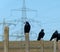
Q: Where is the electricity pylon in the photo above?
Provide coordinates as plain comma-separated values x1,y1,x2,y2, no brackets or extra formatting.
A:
11,0,38,36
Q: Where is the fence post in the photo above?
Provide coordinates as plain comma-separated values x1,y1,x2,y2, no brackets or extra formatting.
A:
25,33,30,52
41,39,44,52
58,41,60,52
54,38,57,52
4,26,9,52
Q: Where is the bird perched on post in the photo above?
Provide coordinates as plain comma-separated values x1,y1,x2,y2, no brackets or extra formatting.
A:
57,33,60,41
24,21,31,33
50,30,58,41
37,29,45,40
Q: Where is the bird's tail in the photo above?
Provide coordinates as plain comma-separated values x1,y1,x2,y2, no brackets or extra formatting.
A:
50,37,52,41
37,37,41,41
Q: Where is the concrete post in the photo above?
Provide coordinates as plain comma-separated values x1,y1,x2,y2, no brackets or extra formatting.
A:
4,26,9,52
54,38,56,52
25,33,30,52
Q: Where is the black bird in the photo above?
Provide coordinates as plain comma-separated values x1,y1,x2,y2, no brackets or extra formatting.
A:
37,29,45,40
57,33,60,41
50,30,58,41
24,21,31,33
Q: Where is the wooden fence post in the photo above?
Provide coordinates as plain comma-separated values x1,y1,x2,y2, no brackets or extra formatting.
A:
4,26,9,52
58,41,60,52
25,33,30,52
54,38,57,52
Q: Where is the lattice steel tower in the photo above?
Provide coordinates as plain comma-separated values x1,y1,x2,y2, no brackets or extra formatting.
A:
21,0,27,35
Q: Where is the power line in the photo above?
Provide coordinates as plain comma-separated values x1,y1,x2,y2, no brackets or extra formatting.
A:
0,18,17,40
